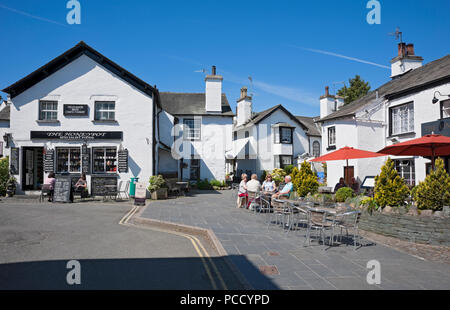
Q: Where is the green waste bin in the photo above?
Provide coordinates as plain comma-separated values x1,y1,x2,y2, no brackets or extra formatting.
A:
129,177,139,197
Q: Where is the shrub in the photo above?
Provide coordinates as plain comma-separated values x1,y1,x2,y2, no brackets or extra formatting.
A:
209,179,222,187
296,161,319,197
0,157,10,196
271,168,286,185
197,179,212,190
148,175,166,192
283,164,294,175
360,197,379,214
374,157,410,208
414,158,450,211
335,187,354,202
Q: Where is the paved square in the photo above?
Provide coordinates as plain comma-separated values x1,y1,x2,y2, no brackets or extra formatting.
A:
141,190,450,290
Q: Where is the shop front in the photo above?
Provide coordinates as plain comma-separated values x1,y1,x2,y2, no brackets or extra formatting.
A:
14,131,129,195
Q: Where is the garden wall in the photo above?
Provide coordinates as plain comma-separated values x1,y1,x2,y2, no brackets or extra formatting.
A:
359,211,450,246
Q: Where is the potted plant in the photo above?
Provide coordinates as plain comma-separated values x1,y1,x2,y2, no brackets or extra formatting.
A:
148,175,168,200
6,177,16,197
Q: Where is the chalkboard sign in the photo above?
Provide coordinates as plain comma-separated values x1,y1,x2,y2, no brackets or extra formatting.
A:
53,177,72,203
118,149,128,173
81,145,90,174
44,149,55,173
10,147,19,175
91,176,117,196
134,182,147,206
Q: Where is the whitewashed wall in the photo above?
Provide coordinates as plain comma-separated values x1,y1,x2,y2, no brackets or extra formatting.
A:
9,54,155,192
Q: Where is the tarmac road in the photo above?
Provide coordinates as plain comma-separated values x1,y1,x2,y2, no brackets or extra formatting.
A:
0,200,245,290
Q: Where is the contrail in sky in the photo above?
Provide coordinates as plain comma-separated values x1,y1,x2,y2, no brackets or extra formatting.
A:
0,3,69,27
289,45,390,69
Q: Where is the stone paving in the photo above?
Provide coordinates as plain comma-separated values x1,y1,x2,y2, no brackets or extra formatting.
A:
141,190,450,290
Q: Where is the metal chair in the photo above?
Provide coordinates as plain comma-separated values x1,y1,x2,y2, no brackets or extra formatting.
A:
267,199,291,231
247,191,260,211
39,184,53,202
332,210,362,250
304,208,335,249
116,180,130,200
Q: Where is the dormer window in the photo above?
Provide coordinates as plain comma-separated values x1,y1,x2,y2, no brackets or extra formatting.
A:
273,124,294,144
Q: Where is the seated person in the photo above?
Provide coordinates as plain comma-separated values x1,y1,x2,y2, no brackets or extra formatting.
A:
74,173,88,198
261,174,276,193
272,175,293,200
237,173,248,208
43,172,56,202
350,177,360,194
334,177,347,193
246,174,261,209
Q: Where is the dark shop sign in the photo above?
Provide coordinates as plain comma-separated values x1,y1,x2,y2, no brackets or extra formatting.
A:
63,104,88,116
30,131,123,140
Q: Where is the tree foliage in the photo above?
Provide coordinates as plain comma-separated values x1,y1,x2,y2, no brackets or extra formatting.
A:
295,161,319,197
0,157,10,196
337,75,371,105
374,158,410,208
414,158,450,211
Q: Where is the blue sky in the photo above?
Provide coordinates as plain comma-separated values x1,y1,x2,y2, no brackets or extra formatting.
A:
0,0,449,117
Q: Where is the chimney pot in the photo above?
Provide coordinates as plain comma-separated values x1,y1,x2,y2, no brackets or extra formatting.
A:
406,43,415,56
240,87,248,99
212,65,216,75
325,86,329,97
398,43,406,57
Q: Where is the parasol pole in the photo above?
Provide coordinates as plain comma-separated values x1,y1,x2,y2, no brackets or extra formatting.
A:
431,145,436,171
346,159,349,185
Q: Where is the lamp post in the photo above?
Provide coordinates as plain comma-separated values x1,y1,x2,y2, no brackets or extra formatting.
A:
432,91,450,104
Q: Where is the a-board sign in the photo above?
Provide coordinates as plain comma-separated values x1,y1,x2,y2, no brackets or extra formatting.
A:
118,149,128,173
361,176,376,189
91,176,117,196
10,147,19,175
134,182,147,206
53,177,72,203
44,149,55,173
63,104,88,116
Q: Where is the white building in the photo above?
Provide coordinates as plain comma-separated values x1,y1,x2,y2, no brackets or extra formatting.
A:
230,87,321,178
0,102,11,159
317,42,450,189
2,41,165,195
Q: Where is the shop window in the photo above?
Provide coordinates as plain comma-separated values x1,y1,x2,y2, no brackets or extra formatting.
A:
93,147,117,173
56,147,81,173
389,102,414,136
94,101,115,121
39,101,58,121
183,118,201,140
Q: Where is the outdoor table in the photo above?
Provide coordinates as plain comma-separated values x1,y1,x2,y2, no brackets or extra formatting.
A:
176,182,189,196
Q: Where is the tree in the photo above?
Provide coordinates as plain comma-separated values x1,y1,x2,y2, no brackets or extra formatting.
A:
414,158,450,211
337,75,371,105
0,157,10,196
296,161,319,197
374,157,410,208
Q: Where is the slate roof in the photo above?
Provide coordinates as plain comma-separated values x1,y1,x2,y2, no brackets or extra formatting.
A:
159,92,233,116
235,104,307,131
0,105,10,121
295,115,321,137
317,54,450,123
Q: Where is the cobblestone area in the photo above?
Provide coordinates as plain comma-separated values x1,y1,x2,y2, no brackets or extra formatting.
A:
141,190,450,290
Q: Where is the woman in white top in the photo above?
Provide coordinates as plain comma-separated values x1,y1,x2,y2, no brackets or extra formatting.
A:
261,174,277,193
237,173,248,208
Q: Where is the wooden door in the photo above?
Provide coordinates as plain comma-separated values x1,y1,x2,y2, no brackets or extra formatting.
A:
344,166,354,186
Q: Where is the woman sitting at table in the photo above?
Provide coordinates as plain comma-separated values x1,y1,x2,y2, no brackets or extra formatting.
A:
74,173,88,198
261,174,277,194
236,173,248,208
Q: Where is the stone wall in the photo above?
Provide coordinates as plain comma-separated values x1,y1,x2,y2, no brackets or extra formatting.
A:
359,211,450,246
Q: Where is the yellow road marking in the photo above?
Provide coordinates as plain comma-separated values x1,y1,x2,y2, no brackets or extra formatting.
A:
119,206,226,290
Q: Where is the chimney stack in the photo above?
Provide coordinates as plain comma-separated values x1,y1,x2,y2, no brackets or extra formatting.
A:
398,42,407,57
236,86,252,126
205,65,223,113
391,42,423,79
319,86,336,119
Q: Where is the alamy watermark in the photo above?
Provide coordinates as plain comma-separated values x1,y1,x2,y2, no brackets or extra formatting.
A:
66,259,81,285
366,259,381,285
366,0,381,25
66,0,81,25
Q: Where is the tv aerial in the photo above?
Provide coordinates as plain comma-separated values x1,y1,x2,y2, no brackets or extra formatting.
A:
388,27,403,43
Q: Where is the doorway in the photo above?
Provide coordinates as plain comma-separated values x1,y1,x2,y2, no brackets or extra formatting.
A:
344,166,354,186
21,147,44,190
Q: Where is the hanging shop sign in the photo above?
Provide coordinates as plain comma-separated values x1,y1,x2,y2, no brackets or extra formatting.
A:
44,149,55,173
118,149,129,173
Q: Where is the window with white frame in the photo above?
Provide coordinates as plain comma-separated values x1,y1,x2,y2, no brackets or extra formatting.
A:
92,147,117,173
280,127,293,144
56,147,81,173
328,127,336,147
390,102,414,135
441,100,450,119
39,101,58,120
183,118,201,140
394,159,415,186
94,101,115,121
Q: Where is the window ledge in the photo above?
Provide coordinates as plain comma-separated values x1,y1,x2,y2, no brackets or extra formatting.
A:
92,120,118,124
327,145,336,151
37,120,60,124
388,132,416,139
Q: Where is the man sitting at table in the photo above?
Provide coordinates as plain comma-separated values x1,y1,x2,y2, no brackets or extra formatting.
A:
246,174,262,209
272,175,293,200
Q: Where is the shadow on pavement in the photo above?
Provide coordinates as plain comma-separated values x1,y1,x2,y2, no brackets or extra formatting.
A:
0,255,279,290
